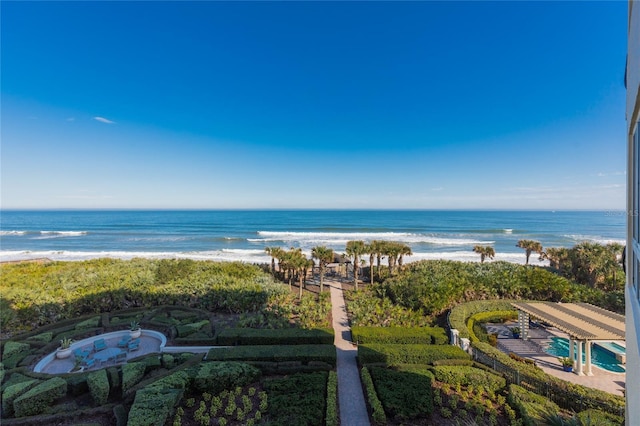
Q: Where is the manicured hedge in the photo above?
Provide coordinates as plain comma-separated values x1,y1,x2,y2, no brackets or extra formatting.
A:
1,379,38,417
358,344,469,365
351,326,447,345
13,377,67,417
127,387,181,426
175,320,211,338
507,384,560,426
448,300,517,338
369,366,433,420
122,362,146,394
325,370,338,426
87,369,109,405
206,345,336,366
432,365,506,392
360,367,386,425
263,371,328,426
467,310,517,343
473,341,625,416
216,328,335,345
75,316,101,330
189,361,260,394
1,341,31,369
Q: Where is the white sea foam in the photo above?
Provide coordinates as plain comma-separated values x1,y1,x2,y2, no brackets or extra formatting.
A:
563,234,626,245
504,229,513,234
0,231,27,236
252,231,492,247
38,231,88,237
0,249,546,266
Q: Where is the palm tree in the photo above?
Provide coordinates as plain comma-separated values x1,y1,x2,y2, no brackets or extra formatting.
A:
365,242,376,285
312,245,334,292
345,240,367,290
516,240,543,265
473,245,495,263
264,246,282,275
397,243,413,271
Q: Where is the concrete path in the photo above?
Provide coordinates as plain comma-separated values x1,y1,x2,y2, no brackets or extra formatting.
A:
329,279,371,426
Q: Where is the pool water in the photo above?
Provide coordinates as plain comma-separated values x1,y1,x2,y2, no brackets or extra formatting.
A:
545,337,625,373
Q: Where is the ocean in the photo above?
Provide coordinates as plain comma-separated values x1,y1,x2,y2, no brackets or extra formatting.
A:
0,210,626,265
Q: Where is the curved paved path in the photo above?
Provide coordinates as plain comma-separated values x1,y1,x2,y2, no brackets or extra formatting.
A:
328,278,371,426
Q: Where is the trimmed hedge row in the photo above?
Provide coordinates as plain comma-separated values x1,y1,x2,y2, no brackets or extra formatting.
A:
216,328,335,345
448,300,517,338
206,345,337,366
576,409,623,425
474,341,625,415
263,371,327,426
122,362,146,394
358,344,470,365
1,341,31,369
466,310,517,343
360,367,386,425
189,361,261,394
368,366,433,420
87,370,109,405
351,326,447,345
325,370,338,426
507,384,560,426
432,365,506,392
1,379,39,417
13,377,67,417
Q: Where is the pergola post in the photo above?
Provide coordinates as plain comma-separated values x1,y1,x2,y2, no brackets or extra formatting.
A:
585,340,593,376
518,310,529,340
575,340,584,376
569,337,574,365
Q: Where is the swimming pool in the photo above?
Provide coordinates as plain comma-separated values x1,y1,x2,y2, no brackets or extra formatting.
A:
545,337,625,373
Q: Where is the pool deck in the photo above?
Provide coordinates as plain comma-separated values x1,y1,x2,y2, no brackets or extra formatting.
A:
487,322,625,397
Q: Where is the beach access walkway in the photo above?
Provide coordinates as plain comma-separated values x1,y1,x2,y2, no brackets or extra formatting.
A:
328,278,371,426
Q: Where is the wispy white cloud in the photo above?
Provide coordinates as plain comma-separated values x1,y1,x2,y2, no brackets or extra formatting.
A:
596,171,625,177
93,116,115,124
66,117,75,122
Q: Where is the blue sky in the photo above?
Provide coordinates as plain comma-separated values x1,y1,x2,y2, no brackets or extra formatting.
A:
1,1,628,210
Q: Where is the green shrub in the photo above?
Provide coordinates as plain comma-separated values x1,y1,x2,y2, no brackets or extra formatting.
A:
369,366,433,420
122,361,146,393
325,370,338,426
29,331,53,343
358,344,469,365
1,341,30,369
207,344,336,366
65,371,91,396
190,362,260,394
360,367,386,425
263,371,327,426
467,310,517,343
162,354,175,369
576,408,624,425
13,376,67,417
1,378,38,417
508,384,560,426
1,372,34,391
127,387,181,426
176,320,211,338
351,326,448,345
75,316,101,330
87,369,110,405
432,366,506,392
216,328,334,345
107,366,121,389
113,404,128,426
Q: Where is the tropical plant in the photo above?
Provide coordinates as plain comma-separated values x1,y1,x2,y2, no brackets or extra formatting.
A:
473,245,496,263
516,240,543,265
130,320,140,331
311,246,334,292
559,357,573,367
59,337,73,349
345,240,367,290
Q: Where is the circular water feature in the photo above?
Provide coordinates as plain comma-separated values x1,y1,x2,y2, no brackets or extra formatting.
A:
545,337,625,373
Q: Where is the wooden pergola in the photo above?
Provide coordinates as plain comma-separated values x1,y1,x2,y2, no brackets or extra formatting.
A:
511,302,625,376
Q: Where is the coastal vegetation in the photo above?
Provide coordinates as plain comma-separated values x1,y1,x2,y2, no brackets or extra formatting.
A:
0,239,627,425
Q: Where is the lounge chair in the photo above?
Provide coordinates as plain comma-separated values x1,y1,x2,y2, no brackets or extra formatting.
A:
81,357,96,368
117,335,131,348
93,338,107,352
73,348,91,359
115,350,127,363
128,338,140,352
